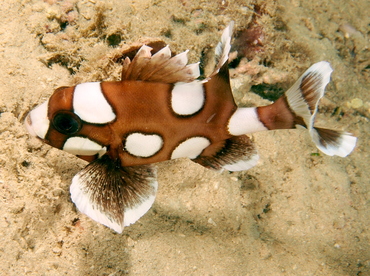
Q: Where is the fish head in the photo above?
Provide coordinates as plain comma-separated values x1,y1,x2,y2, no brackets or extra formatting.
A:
25,85,109,159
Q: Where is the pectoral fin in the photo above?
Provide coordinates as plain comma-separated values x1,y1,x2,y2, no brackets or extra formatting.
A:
70,155,157,233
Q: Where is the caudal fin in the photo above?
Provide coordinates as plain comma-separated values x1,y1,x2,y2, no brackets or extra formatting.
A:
285,61,357,157
310,127,357,157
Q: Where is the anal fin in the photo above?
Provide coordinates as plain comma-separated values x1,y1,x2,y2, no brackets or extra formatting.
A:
193,136,259,172
70,155,157,233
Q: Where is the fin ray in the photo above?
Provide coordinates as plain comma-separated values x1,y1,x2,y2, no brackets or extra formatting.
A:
285,61,332,130
193,136,259,172
209,21,234,78
284,61,356,156
70,155,157,233
121,45,199,83
311,127,357,157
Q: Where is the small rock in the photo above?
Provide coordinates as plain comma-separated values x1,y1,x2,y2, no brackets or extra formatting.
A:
52,247,62,254
127,237,135,247
348,98,363,109
207,218,217,226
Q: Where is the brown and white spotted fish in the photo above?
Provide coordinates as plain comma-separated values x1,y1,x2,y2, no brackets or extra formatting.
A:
25,22,357,233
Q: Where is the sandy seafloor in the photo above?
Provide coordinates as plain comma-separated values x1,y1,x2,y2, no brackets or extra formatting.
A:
0,0,369,275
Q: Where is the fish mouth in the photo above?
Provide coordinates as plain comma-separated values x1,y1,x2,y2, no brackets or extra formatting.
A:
23,100,50,140
24,113,37,137
24,115,49,144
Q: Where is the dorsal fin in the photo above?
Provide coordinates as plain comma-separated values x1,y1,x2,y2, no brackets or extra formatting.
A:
121,45,200,83
121,22,234,83
208,21,234,78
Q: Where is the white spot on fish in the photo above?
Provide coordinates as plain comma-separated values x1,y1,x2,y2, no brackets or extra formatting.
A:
171,137,210,159
63,136,106,156
227,107,267,135
125,133,163,157
73,82,116,124
171,81,204,115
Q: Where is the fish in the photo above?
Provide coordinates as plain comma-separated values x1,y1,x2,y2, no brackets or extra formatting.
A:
24,22,357,233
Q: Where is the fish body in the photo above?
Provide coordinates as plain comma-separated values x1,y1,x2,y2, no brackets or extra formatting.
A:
54,78,236,167
25,23,357,233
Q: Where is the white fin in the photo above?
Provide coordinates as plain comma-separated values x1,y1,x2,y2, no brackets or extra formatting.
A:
286,61,332,130
209,21,234,77
222,152,259,172
193,136,259,171
152,45,171,59
70,156,157,233
121,45,200,83
285,61,357,157
311,128,357,157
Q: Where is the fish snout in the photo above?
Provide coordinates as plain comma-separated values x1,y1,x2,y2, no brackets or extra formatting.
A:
23,101,50,140
24,113,37,137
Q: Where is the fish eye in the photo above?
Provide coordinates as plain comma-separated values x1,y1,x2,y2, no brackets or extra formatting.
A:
52,111,82,135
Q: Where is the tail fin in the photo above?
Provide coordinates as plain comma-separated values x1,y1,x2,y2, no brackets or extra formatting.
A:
311,127,357,157
285,61,357,157
216,24,356,157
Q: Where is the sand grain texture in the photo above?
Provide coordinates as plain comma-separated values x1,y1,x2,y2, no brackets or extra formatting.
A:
0,0,369,275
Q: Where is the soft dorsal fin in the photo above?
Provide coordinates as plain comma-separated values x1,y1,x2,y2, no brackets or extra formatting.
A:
121,45,200,83
208,21,234,78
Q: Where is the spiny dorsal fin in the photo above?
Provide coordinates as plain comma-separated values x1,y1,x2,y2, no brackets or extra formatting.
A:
70,155,158,233
121,45,200,83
